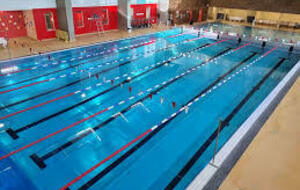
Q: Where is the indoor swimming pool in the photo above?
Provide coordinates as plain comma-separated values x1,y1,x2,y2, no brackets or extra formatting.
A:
0,25,299,190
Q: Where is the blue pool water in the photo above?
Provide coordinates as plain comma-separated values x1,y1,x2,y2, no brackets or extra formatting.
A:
0,24,299,190
200,22,300,42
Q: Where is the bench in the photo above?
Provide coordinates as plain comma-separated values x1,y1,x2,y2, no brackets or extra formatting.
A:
56,30,69,42
228,16,245,22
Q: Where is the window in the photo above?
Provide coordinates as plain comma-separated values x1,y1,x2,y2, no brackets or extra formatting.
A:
75,11,84,28
44,13,54,31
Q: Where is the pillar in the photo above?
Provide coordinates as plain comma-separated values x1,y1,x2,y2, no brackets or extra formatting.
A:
158,0,169,25
118,0,130,30
56,0,75,41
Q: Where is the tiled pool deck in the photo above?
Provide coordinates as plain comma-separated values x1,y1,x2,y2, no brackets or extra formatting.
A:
0,25,170,61
219,77,300,190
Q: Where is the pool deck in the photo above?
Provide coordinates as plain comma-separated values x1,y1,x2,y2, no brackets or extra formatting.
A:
0,25,170,61
219,77,300,190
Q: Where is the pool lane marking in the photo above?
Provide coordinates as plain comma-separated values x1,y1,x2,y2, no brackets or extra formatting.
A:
63,51,260,190
233,42,251,51
0,46,187,108
4,44,212,139
263,46,278,57
0,79,50,95
0,37,209,110
0,68,33,77
206,39,229,47
13,32,158,68
130,40,156,49
166,54,283,190
0,36,205,92
0,107,109,161
78,48,277,190
0,44,229,163
0,36,210,112
0,31,185,80
167,30,198,39
0,38,157,76
0,92,76,120
0,39,160,89
0,35,205,95
28,48,236,169
60,128,153,190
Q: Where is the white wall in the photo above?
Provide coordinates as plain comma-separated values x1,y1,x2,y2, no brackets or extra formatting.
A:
158,0,168,12
0,0,158,11
0,0,119,11
129,0,158,5
72,0,118,7
0,0,56,11
23,10,37,39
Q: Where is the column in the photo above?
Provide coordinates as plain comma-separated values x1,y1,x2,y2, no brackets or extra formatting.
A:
56,0,75,41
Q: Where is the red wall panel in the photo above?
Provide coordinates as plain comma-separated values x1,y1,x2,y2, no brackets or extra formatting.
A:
73,6,118,35
0,11,27,38
32,9,58,40
130,4,157,24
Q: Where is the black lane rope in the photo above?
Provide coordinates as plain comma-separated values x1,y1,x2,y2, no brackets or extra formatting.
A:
5,44,211,140
29,48,234,169
74,52,258,190
0,38,206,112
165,57,286,189
0,32,187,90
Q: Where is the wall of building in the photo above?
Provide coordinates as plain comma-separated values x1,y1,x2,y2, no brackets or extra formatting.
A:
158,0,169,24
130,4,157,23
0,0,56,11
168,0,209,11
0,0,120,11
129,0,158,26
0,11,27,38
129,0,158,4
73,6,118,35
168,0,209,24
210,0,300,14
72,0,117,7
23,10,38,40
0,0,160,39
32,9,58,40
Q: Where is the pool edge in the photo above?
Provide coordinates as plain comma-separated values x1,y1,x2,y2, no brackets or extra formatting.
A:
0,28,177,64
186,59,300,190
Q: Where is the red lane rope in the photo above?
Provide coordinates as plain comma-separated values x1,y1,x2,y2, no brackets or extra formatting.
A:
262,46,278,57
206,39,229,47
0,35,210,120
234,42,251,51
60,42,270,189
0,108,109,161
131,40,156,49
60,128,152,190
0,79,50,95
0,68,32,77
184,35,207,43
0,38,255,160
0,92,76,120
167,31,194,38
167,33,185,38
0,36,164,77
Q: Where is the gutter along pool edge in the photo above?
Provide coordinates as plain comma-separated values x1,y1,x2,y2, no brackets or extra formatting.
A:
187,59,300,190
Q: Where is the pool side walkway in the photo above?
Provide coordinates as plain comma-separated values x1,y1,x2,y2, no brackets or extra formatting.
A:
0,25,170,61
219,77,300,190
